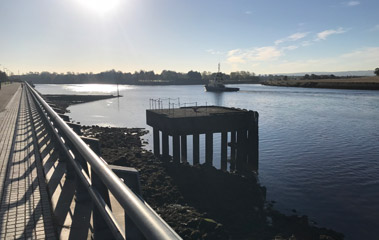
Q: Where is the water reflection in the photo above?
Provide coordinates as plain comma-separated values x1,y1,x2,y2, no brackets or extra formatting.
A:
63,84,133,94
207,92,224,106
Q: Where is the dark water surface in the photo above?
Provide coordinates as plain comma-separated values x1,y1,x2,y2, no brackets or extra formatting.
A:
36,84,379,239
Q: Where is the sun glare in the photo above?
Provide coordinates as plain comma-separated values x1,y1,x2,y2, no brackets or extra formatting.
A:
78,0,120,15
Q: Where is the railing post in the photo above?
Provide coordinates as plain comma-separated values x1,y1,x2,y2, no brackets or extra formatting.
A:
86,139,113,240
61,124,91,203
109,165,144,240
58,130,76,180
70,135,91,203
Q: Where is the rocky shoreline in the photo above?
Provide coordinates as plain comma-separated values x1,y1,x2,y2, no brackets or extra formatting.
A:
262,76,379,90
82,125,344,240
43,94,118,110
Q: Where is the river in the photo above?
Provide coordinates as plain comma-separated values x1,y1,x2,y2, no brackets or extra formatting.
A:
35,83,379,239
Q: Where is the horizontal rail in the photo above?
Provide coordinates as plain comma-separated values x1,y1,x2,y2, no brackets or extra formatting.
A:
25,82,181,240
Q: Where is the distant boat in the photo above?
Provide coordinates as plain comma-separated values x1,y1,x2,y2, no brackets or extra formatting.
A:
205,63,239,92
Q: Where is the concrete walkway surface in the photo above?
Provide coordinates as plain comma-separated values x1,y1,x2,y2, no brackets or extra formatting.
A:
0,85,56,239
0,83,21,112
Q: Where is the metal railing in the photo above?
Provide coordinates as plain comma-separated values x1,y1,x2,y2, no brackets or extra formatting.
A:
25,82,181,240
149,98,182,110
149,98,204,112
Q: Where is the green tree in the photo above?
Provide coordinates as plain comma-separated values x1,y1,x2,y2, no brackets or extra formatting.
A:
187,70,201,80
0,71,7,82
374,67,379,76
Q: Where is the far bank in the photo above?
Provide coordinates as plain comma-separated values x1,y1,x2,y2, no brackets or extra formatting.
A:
262,76,379,90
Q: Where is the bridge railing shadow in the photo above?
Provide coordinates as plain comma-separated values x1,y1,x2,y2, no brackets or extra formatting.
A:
31,93,93,239
0,96,55,239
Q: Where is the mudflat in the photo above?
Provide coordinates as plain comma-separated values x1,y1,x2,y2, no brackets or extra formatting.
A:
263,76,379,90
0,83,21,112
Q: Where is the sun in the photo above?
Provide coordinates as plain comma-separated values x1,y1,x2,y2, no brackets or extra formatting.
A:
78,0,120,15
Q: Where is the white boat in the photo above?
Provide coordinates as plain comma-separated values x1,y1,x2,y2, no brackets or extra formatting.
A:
205,64,239,92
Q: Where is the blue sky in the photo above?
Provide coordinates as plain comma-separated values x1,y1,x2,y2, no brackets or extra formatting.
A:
1,0,378,74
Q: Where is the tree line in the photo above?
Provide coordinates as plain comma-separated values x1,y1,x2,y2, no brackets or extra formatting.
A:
301,74,357,80
15,70,260,85
0,71,8,83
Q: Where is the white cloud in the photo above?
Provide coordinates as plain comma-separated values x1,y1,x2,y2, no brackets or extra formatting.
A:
228,56,245,63
288,32,309,41
225,29,377,74
245,11,252,15
340,47,379,61
301,41,312,47
281,45,298,51
275,32,309,45
227,49,241,56
227,46,282,64
254,47,282,60
346,1,360,6
316,27,347,41
255,47,379,74
206,49,224,55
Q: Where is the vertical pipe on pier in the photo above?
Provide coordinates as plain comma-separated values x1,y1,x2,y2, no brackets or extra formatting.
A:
221,131,227,171
153,128,160,157
230,131,236,171
248,112,259,171
162,132,169,161
236,130,248,172
181,135,187,163
205,132,213,166
173,133,180,163
193,133,200,165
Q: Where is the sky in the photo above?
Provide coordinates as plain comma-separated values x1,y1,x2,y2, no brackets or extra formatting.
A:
0,0,379,75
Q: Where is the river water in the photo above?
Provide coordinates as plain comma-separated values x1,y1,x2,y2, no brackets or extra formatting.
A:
36,84,379,239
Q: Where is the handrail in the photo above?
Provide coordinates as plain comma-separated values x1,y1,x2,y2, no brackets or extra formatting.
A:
25,82,182,240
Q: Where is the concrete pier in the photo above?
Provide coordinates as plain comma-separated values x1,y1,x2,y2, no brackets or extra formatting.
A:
146,106,259,172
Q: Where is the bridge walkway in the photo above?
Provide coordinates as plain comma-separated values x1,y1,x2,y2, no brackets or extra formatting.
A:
0,84,56,239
